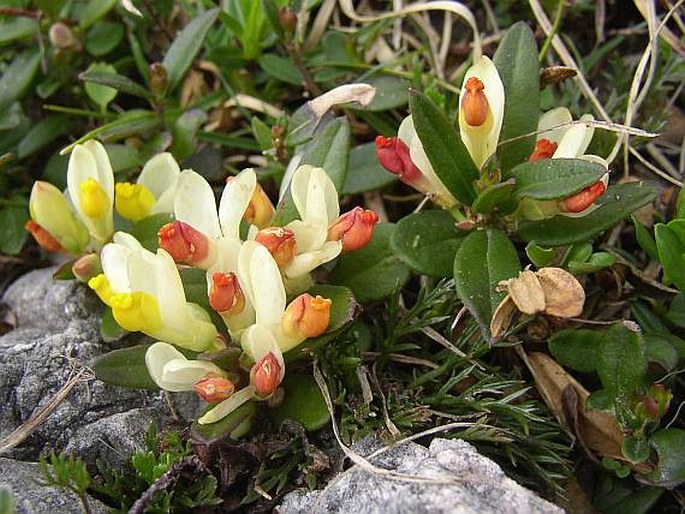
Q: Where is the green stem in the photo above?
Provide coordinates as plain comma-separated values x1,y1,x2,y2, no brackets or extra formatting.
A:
538,1,566,63
43,104,116,119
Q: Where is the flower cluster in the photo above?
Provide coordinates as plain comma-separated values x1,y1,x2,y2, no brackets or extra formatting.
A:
375,56,609,219
26,141,379,425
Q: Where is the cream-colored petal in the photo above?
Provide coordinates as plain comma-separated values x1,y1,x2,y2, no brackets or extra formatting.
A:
83,140,114,202
287,219,327,253
397,115,416,145
162,358,222,391
153,249,188,325
278,153,303,201
138,153,180,196
174,170,221,240
100,243,132,292
308,84,376,117
197,385,256,424
291,165,339,224
145,342,186,388
249,243,286,326
458,56,505,169
537,107,573,144
284,241,342,279
126,250,157,297
553,114,595,158
242,324,286,383
219,169,256,240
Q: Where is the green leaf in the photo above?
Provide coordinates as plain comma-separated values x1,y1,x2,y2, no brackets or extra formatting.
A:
131,213,173,252
85,20,125,56
170,109,208,160
525,241,554,268
632,216,658,261
61,110,159,153
622,436,650,465
493,22,540,171
191,401,256,443
511,158,606,200
92,345,157,389
655,222,685,291
0,49,40,110
79,0,118,29
643,334,678,372
79,69,152,99
0,17,38,46
342,142,396,195
16,115,73,159
517,182,658,246
162,8,220,92
53,259,76,280
330,223,411,302
307,284,357,332
646,428,685,487
453,229,521,337
391,210,465,277
567,252,615,274
409,90,479,205
0,203,28,255
596,323,648,406
548,329,604,372
84,63,118,110
251,117,273,150
258,54,304,85
298,117,350,191
362,76,409,111
269,374,330,431
471,180,517,215
101,306,128,342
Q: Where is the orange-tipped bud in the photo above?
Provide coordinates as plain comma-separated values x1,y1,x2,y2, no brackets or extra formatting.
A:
240,180,274,229
461,77,489,127
25,220,64,252
282,293,332,339
194,374,235,403
72,254,102,283
559,181,607,213
158,221,209,265
328,207,379,252
209,272,245,314
375,135,424,186
528,139,558,162
250,352,282,397
255,227,297,266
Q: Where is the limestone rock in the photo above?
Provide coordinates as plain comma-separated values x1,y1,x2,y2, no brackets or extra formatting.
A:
277,437,563,514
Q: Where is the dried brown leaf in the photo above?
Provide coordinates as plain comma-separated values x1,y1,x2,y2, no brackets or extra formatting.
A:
539,66,578,88
502,270,546,315
536,267,585,318
490,294,517,339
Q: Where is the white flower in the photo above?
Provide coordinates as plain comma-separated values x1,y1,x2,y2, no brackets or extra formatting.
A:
115,153,181,222
145,342,224,392
67,140,114,246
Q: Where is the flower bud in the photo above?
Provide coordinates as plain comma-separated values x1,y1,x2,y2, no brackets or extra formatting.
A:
528,139,558,162
49,22,78,50
158,221,209,265
149,62,168,98
282,293,332,339
25,221,63,252
28,181,90,254
255,227,297,266
328,207,379,253
558,181,607,213
278,7,298,34
250,352,282,398
461,77,489,127
115,182,155,222
209,272,245,314
241,180,274,229
194,374,235,403
375,135,425,186
72,253,102,283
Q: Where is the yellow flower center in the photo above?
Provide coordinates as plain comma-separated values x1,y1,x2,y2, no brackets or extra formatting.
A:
109,292,163,333
79,178,109,218
115,182,155,222
88,273,113,306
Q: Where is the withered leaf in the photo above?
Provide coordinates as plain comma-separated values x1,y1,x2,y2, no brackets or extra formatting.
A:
537,267,585,318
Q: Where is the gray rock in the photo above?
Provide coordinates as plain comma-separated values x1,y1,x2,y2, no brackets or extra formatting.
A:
0,457,108,514
0,268,166,466
277,437,563,514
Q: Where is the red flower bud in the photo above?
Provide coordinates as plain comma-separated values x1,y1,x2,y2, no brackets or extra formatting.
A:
209,272,245,315
559,181,607,213
250,352,282,397
375,136,425,186
282,293,332,339
528,138,558,162
461,77,489,127
328,207,379,252
25,220,64,252
255,227,297,267
194,375,235,403
158,221,209,265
